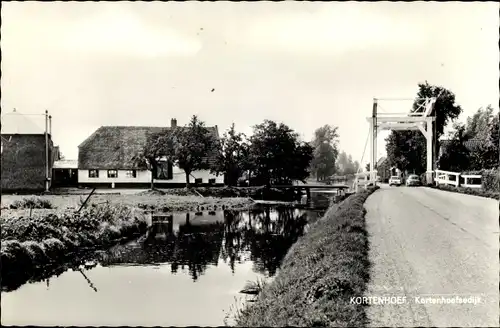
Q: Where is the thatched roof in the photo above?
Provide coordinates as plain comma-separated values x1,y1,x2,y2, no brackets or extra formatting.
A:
78,126,219,170
376,156,387,167
439,139,483,154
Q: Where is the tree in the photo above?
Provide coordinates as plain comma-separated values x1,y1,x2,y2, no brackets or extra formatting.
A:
211,123,248,186
386,130,426,174
464,106,499,170
438,123,471,171
353,160,360,174
386,82,463,173
346,155,358,175
336,151,348,174
465,105,494,141
161,115,216,188
133,132,174,190
335,151,358,175
487,112,500,167
310,125,339,181
249,120,313,186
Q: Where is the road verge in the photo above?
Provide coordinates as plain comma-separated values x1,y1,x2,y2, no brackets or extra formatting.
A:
235,186,380,327
431,184,499,200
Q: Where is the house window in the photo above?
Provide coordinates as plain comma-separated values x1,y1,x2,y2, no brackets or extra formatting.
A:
88,170,99,178
195,178,203,184
107,170,118,178
156,161,173,180
125,170,137,178
208,178,216,184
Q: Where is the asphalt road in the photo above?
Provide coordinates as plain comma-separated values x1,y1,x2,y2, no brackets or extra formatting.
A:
364,185,499,327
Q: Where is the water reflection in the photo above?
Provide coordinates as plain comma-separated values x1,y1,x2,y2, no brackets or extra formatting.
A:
2,206,315,326
96,206,308,281
225,207,308,276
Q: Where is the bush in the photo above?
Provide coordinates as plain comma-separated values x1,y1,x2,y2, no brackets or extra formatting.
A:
10,197,54,209
22,240,49,268
482,168,499,192
1,240,35,282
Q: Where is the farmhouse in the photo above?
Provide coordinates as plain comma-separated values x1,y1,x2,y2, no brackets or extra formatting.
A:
1,110,60,192
77,119,224,188
376,157,391,182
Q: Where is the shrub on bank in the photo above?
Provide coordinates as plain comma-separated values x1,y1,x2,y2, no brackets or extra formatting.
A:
235,187,379,327
9,197,54,209
0,204,148,289
432,184,499,200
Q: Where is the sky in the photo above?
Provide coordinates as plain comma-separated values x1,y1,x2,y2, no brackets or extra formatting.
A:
1,2,499,164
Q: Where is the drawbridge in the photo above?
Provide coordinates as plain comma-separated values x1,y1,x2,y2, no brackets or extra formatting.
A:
353,94,441,192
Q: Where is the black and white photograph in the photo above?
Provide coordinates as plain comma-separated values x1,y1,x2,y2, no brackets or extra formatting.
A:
1,1,499,327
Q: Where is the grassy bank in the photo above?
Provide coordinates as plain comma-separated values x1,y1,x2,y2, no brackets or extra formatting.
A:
138,186,301,202
1,203,148,290
235,187,379,327
431,184,499,200
1,193,255,216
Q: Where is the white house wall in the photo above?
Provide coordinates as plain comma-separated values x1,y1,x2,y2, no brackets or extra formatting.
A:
78,167,223,185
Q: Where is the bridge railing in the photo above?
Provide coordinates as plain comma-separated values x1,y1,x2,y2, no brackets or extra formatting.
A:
460,174,482,189
353,170,377,192
434,170,482,189
435,170,460,187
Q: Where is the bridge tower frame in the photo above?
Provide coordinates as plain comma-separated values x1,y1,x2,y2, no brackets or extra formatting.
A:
367,96,437,186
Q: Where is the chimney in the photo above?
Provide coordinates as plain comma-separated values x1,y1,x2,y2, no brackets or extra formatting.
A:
171,118,177,128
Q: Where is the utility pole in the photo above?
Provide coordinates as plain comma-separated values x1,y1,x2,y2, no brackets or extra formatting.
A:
371,98,378,185
45,110,49,192
433,112,437,170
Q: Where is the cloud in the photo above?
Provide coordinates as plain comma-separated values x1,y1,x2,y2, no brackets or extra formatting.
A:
62,7,202,57
237,5,427,55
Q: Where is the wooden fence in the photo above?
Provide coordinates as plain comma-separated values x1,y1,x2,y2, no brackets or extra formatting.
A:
434,170,482,189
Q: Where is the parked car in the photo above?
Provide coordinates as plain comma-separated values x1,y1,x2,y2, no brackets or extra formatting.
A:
406,174,421,186
388,175,402,186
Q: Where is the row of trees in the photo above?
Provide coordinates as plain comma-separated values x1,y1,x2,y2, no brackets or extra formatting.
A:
384,81,499,175
308,125,360,181
336,151,361,176
439,106,499,172
135,116,314,188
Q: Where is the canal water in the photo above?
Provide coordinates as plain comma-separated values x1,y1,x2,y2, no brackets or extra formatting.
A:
1,205,324,326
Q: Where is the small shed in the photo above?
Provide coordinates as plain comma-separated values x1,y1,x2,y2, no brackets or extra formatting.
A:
53,159,78,187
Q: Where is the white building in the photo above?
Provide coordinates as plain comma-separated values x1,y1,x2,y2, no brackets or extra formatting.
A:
77,119,223,188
